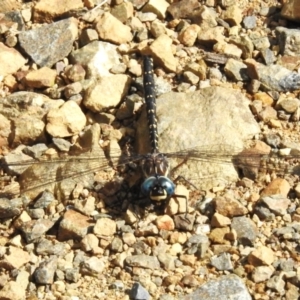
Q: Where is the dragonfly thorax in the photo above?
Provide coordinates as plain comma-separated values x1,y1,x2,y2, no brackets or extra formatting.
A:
140,153,170,178
141,175,175,202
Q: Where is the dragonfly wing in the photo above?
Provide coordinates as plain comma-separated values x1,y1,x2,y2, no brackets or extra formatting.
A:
165,144,241,190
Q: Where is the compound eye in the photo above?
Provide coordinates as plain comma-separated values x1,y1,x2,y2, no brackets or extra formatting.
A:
141,176,156,196
158,176,175,196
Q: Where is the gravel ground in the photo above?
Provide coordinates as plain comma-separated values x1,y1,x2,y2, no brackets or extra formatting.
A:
1,0,300,299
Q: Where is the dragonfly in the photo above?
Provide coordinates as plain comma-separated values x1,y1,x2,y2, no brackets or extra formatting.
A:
1,57,300,209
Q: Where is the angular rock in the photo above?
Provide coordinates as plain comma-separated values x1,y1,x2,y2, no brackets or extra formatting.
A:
81,233,100,253
70,41,121,78
214,196,248,217
58,209,92,241
11,113,46,146
276,27,300,56
94,217,116,236
178,25,200,47
0,246,30,270
211,213,231,227
214,41,243,58
0,42,26,77
210,253,233,271
36,239,65,256
33,0,84,22
248,246,275,266
24,67,57,88
222,5,243,26
167,0,200,19
0,0,21,13
110,1,134,23
80,256,106,276
125,255,160,269
224,58,249,81
52,138,72,152
84,75,131,112
130,282,150,300
157,253,175,270
243,16,257,29
34,257,58,284
19,18,78,67
142,0,169,19
281,0,300,22
148,34,178,72
197,26,225,47
19,219,54,243
46,101,86,138
0,198,23,218
95,12,133,44
0,281,26,300
245,59,300,92
261,178,290,197
252,265,274,283
209,227,230,244
181,274,251,300
231,216,258,246
258,195,290,216
156,215,175,231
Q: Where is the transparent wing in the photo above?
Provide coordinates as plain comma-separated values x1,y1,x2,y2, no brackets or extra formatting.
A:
0,147,145,200
2,143,299,201
164,144,300,189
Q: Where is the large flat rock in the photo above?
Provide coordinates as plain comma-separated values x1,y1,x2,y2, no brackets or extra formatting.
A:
136,86,260,189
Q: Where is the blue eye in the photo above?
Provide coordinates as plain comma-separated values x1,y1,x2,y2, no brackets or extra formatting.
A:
158,177,175,195
141,176,175,199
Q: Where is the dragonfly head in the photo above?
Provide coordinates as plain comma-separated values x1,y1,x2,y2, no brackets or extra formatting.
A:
141,175,175,202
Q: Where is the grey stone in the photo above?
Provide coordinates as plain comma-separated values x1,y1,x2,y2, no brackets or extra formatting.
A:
180,274,251,300
34,257,58,284
36,239,65,256
260,48,276,65
23,144,48,159
266,275,285,294
19,18,78,67
110,237,123,252
210,253,233,271
27,208,45,219
52,138,72,152
65,268,80,282
224,59,249,81
125,255,160,269
111,280,124,290
157,253,176,270
231,216,258,246
130,282,150,300
276,27,300,56
174,214,195,231
247,62,300,92
242,16,256,29
0,197,23,218
80,256,106,276
259,195,290,216
20,219,54,243
229,35,254,59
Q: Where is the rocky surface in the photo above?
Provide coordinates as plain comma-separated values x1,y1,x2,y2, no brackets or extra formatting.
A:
0,0,300,300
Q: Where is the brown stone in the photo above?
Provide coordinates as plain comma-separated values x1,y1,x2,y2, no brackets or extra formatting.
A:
261,178,290,197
